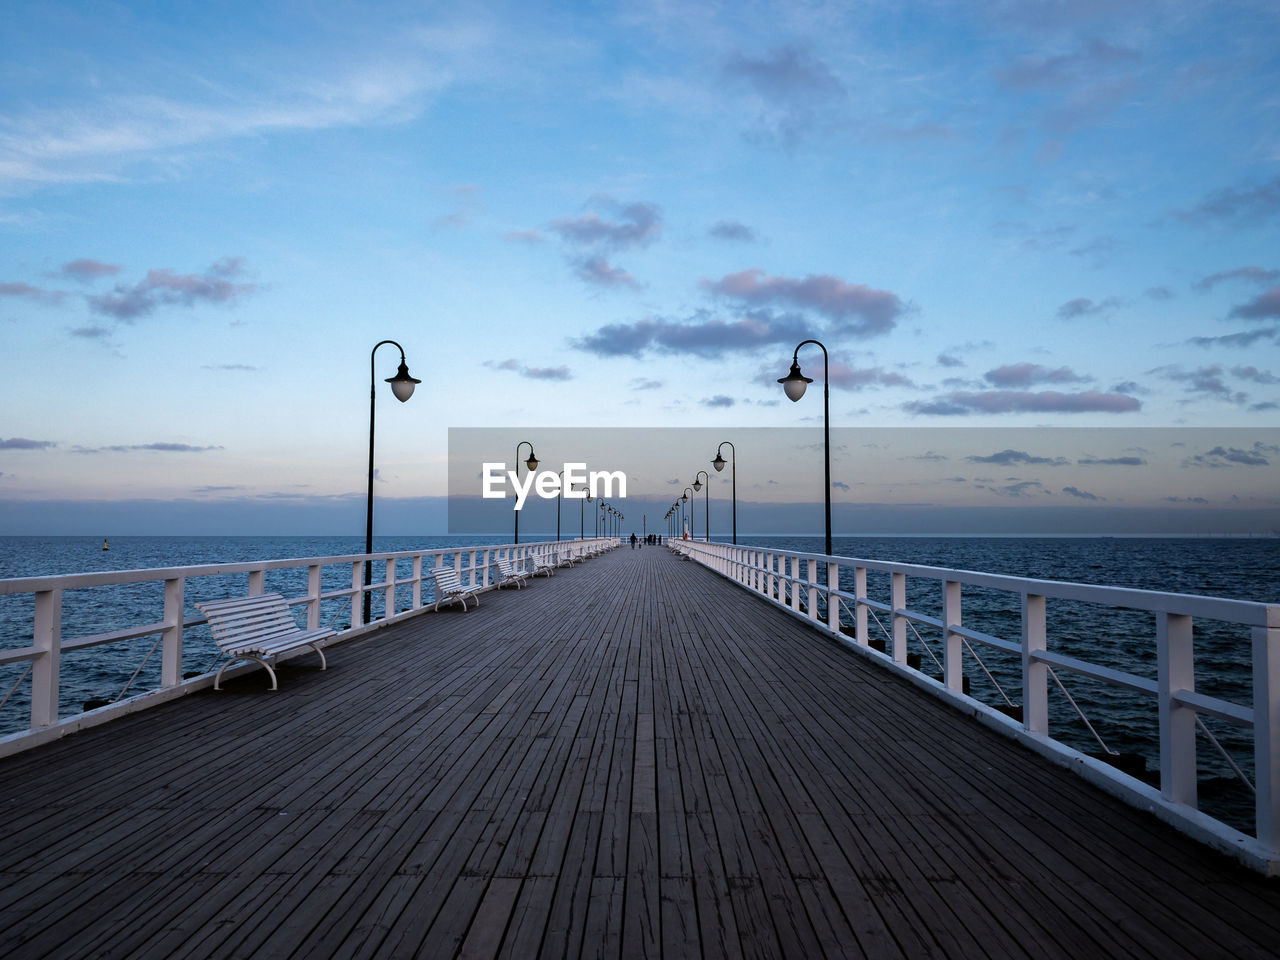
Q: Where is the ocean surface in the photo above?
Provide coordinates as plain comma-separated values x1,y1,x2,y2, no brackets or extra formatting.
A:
1,534,1276,832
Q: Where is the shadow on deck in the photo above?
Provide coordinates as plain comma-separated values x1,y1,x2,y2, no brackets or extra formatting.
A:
1,544,1277,959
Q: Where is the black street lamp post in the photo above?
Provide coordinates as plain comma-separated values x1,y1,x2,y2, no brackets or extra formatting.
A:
365,339,420,625
513,441,538,545
692,470,710,542
712,441,737,545
681,487,694,539
778,339,832,557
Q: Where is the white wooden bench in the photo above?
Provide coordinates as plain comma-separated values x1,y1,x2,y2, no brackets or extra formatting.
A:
527,553,555,577
195,592,332,691
430,566,481,611
551,548,576,567
493,557,531,589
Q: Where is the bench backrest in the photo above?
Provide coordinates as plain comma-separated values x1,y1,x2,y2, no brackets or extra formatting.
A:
431,566,467,591
196,593,304,652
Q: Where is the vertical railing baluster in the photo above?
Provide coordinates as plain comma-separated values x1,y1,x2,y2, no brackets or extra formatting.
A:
383,557,396,620
31,588,62,727
854,566,868,645
943,580,962,693
1157,612,1197,808
248,568,265,595
827,561,840,633
306,564,322,629
350,562,365,628
1254,619,1280,856
161,577,185,687
412,555,423,610
1022,593,1047,735
891,572,907,663
808,559,818,621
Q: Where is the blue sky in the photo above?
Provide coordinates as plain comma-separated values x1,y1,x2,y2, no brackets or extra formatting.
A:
1,1,1278,534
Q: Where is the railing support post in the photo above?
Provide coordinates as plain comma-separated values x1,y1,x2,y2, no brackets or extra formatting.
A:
942,580,962,693
248,569,265,595
807,559,819,621
31,589,62,727
383,558,396,620
306,564,322,629
1022,593,1048,735
1158,612,1197,808
854,566,868,645
350,562,365,628
891,572,907,663
1253,621,1280,854
161,577,185,687
827,562,840,633
412,555,423,609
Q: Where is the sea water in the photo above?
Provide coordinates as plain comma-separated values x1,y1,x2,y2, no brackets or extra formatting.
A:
1,534,1276,831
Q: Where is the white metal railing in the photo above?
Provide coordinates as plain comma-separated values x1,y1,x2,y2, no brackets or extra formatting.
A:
0,537,617,740
669,537,1280,874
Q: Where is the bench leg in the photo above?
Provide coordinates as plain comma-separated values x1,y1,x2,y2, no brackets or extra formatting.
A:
215,655,278,691
308,644,328,671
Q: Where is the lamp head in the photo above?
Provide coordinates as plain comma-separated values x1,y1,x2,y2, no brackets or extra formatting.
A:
681,492,688,503
692,479,702,492
778,358,812,402
386,359,421,402
525,450,539,471
712,452,726,472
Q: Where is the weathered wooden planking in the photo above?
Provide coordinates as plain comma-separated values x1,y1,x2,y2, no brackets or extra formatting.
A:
2,544,1280,959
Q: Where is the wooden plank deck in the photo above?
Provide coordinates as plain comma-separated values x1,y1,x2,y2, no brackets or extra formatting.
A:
1,543,1278,959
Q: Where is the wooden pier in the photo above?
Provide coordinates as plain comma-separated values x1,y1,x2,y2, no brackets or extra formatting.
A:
1,545,1278,958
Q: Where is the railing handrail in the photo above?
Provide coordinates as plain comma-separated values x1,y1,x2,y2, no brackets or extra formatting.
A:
0,537,593,595
669,537,1280,874
0,537,618,741
685,542,1277,626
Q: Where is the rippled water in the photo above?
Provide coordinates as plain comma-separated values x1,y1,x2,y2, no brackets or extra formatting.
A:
2,534,1276,833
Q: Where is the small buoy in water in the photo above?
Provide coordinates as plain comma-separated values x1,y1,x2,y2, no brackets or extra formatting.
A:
102,538,109,551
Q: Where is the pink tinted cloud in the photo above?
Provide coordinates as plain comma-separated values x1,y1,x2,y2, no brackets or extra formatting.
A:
87,259,258,320
60,258,123,283
827,362,915,391
573,311,812,359
703,269,903,337
905,389,1141,416
551,201,662,250
1230,286,1280,320
984,362,1089,387
0,281,64,304
575,256,640,290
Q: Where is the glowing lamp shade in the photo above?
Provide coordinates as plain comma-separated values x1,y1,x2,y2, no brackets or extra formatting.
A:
712,453,726,472
525,451,539,471
778,359,812,402
385,360,421,403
